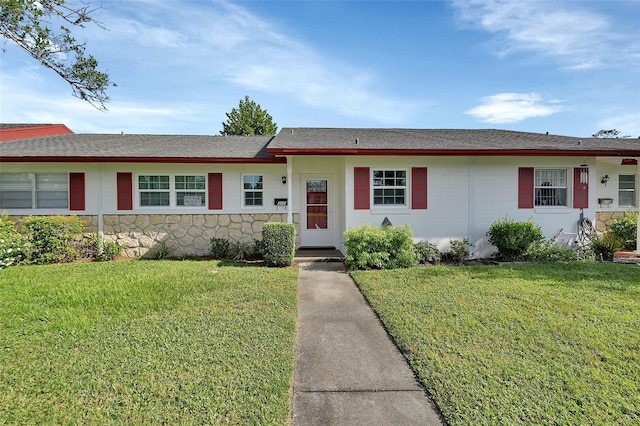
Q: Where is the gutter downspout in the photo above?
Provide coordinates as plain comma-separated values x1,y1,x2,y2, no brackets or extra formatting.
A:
286,156,293,224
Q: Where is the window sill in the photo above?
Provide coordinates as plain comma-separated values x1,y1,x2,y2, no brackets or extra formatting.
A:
370,206,410,215
533,207,573,214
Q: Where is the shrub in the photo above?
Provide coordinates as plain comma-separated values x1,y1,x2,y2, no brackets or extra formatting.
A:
262,223,296,267
414,240,441,264
23,216,86,264
344,224,418,270
211,237,263,261
525,239,589,262
149,241,171,260
76,234,123,262
486,217,544,261
441,238,472,264
0,214,29,268
609,209,638,251
91,235,123,262
590,234,623,261
211,237,232,259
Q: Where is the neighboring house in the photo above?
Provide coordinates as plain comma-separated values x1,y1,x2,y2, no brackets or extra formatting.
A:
0,123,73,141
1,127,638,257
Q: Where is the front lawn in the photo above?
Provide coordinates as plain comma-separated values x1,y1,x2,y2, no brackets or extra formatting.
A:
0,260,298,424
351,263,640,425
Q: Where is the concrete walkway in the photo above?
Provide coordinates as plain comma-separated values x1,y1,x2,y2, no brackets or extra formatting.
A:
292,262,444,425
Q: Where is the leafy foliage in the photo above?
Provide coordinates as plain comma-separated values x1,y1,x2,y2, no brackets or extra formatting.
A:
344,224,418,270
211,237,263,261
441,238,472,264
524,239,589,262
0,0,115,109
23,215,86,264
486,217,544,261
262,223,295,267
590,233,624,261
148,241,171,260
592,129,621,138
609,209,638,251
0,213,29,268
82,234,122,262
414,240,441,264
220,96,278,136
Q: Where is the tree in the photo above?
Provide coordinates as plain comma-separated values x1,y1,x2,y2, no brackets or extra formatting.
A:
592,129,621,138
220,96,278,136
1,0,115,110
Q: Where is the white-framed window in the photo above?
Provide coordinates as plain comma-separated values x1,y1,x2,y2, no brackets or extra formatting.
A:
138,175,206,207
535,169,567,207
175,175,206,207
243,175,263,207
0,173,68,209
138,175,170,206
373,170,406,206
619,175,636,207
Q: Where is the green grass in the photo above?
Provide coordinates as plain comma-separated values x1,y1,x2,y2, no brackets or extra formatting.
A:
351,263,640,425
0,260,298,425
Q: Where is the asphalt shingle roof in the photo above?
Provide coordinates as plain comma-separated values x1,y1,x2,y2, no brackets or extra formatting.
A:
269,128,640,155
0,133,276,161
1,128,639,161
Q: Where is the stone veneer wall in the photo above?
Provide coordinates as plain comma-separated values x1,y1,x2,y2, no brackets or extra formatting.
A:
7,213,299,258
103,213,300,257
595,211,629,233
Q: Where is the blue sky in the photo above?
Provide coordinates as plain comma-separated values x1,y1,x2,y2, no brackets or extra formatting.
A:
1,0,639,137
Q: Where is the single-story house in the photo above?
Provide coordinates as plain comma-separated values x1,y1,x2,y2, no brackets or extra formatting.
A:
1,126,639,257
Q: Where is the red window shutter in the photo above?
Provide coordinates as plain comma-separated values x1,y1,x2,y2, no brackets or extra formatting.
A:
69,173,85,211
354,167,370,210
117,172,133,210
208,173,223,210
573,167,589,208
411,167,428,209
518,167,534,209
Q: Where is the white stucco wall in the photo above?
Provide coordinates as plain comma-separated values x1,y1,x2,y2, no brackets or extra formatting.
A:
343,156,597,258
1,162,291,216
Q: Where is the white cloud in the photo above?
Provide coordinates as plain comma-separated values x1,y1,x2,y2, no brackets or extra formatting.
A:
90,0,423,125
0,67,202,134
453,0,639,69
465,93,565,123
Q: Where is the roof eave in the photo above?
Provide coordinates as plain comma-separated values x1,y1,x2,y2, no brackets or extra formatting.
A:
268,148,640,157
0,156,286,164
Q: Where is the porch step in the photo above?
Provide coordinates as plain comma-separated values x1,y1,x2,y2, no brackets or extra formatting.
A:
613,251,640,264
294,249,344,264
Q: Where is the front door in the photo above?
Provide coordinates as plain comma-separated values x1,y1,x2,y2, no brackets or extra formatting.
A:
300,174,334,247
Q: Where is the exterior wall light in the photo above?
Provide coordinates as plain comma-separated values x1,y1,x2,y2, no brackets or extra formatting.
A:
281,176,287,185
601,175,609,185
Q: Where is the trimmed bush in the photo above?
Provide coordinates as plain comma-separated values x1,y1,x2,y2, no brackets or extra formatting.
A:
590,234,623,261
23,216,86,264
486,217,544,261
414,240,441,264
0,213,29,268
442,238,472,264
211,237,232,259
76,234,123,261
344,224,418,270
262,223,295,267
211,238,264,261
609,209,638,251
525,239,589,262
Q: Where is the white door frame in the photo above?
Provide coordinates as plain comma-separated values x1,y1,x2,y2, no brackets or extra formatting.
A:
300,173,334,248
